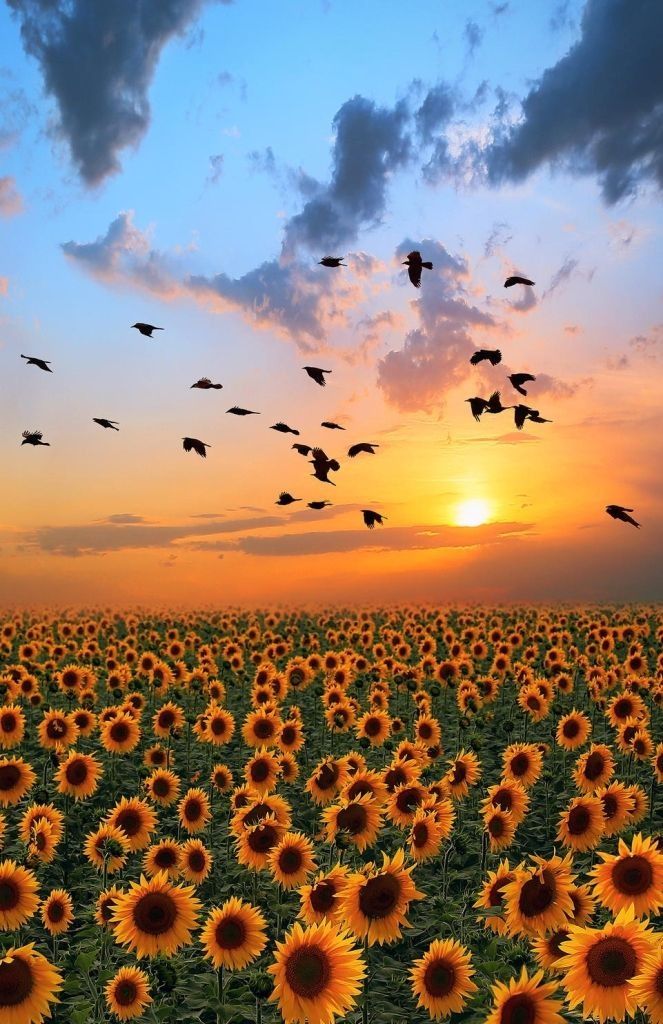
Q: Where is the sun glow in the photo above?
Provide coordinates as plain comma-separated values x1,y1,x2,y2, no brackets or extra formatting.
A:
455,498,492,527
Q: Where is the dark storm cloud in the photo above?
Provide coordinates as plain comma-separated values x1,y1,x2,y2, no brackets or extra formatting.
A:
414,83,455,144
484,0,663,202
7,0,225,186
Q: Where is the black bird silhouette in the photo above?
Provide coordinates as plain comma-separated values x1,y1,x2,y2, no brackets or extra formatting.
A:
513,404,537,430
319,257,345,268
271,422,300,435
21,354,52,372
182,437,210,458
362,509,386,529
402,251,433,288
191,377,223,390
528,412,552,425
310,448,340,485
303,366,332,386
508,373,536,396
227,406,259,416
308,500,332,510
276,492,301,506
292,443,313,456
465,397,490,422
470,349,502,366
606,505,640,529
21,429,50,446
504,276,534,288
93,418,119,431
485,391,509,414
132,323,163,337
348,443,379,458
321,421,345,430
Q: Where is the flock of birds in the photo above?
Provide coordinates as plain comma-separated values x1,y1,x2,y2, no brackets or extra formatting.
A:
18,254,640,530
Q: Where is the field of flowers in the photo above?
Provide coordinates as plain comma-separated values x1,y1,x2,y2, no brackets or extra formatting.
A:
0,605,661,1024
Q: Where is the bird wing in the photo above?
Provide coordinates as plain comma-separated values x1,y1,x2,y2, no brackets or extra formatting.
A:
408,265,422,287
488,350,502,365
469,351,485,365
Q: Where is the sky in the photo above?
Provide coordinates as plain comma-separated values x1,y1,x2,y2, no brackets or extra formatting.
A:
0,0,662,607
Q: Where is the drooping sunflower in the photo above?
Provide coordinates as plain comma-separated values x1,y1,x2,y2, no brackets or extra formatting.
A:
55,750,102,801
105,965,152,1021
482,780,530,826
244,750,281,795
573,743,615,793
41,888,74,935
144,768,180,806
177,788,212,834
591,832,663,918
323,794,382,852
0,757,36,806
339,848,424,946
629,946,663,1024
556,709,592,750
0,860,39,930
501,743,543,790
100,713,140,754
444,749,481,800
268,920,365,1024
107,797,158,852
485,967,564,1024
143,839,181,880
178,839,212,884
278,751,299,783
268,831,317,889
558,904,656,1023
596,781,634,837
410,938,478,1020
201,897,268,970
653,742,663,784
557,795,605,852
298,866,350,926
0,943,62,1024
483,807,517,852
111,871,201,959
27,817,57,863
503,853,575,937
84,823,130,874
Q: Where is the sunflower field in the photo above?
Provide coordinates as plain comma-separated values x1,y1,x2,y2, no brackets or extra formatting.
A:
0,605,661,1024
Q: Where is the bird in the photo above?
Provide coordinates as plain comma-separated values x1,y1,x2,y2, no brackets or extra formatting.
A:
21,429,50,446
182,437,210,458
93,418,119,431
271,422,300,435
470,349,502,366
504,276,534,288
362,509,386,529
528,412,552,425
348,443,379,458
292,443,313,456
132,323,163,337
303,367,332,386
21,354,52,372
513,404,537,430
191,378,222,390
508,373,536,396
321,421,345,430
227,407,259,416
606,505,640,529
276,492,301,505
319,257,345,268
402,250,433,288
310,448,340,485
465,397,489,422
485,391,509,414
308,500,332,510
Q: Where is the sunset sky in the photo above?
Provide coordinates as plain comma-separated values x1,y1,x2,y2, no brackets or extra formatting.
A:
1,0,662,606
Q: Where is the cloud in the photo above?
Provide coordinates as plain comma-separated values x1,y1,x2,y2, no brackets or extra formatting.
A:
464,19,484,57
483,221,513,259
542,256,580,299
207,153,224,184
104,513,149,525
629,323,663,360
0,277,8,297
414,82,456,144
483,0,663,202
0,176,23,217
7,0,223,186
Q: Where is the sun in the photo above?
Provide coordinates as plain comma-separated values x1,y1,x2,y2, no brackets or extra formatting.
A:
455,498,491,527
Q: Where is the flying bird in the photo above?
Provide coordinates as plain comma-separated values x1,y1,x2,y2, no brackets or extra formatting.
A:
292,443,313,456
276,492,301,506
303,366,332,386
402,251,433,288
362,509,386,529
513,405,537,430
191,378,222,390
485,391,509,414
348,443,379,458
271,422,300,435
21,354,52,372
93,418,119,431
508,373,536,396
470,349,502,366
21,429,50,447
321,421,345,430
465,397,489,422
319,257,345,268
528,412,552,424
182,437,210,458
132,323,163,337
606,505,640,529
504,276,534,288
308,501,332,510
227,407,259,416
310,448,340,485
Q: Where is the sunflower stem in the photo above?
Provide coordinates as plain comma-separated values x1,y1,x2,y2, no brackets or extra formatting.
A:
362,936,370,1024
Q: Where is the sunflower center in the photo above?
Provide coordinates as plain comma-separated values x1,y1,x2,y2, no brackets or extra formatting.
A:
0,956,34,1007
586,937,637,986
159,710,175,728
133,892,177,934
614,699,631,719
0,714,17,732
611,855,653,895
211,718,227,736
493,789,513,811
548,929,569,958
336,804,368,835
215,915,246,949
418,723,433,740
243,803,270,827
48,900,65,922
310,881,336,913
248,824,277,853
488,815,505,838
317,763,339,790
359,872,401,919
413,822,429,847
450,762,467,785
184,799,202,821
65,759,89,785
285,945,331,998
281,726,296,746
347,780,372,800
423,960,456,998
116,810,141,836
567,806,591,835
46,718,66,739
562,719,580,738
0,880,19,911
254,719,274,739
115,980,138,1006
250,761,269,783
153,777,171,797
279,848,303,874
584,752,605,781
500,993,536,1024
396,787,422,813
602,794,617,819
518,869,556,917
364,717,382,737
188,850,206,873
110,722,129,742
155,847,178,868
0,765,21,790
509,753,530,778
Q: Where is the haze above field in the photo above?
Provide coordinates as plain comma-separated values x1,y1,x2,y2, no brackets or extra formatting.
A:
1,0,662,605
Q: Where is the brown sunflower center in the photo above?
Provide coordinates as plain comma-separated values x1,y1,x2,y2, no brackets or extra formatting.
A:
396,787,423,813
613,698,632,719
316,763,339,790
281,726,296,746
243,803,270,827
0,765,21,790
336,804,368,835
279,848,303,874
450,762,467,785
310,880,336,913
347,780,372,800
493,788,513,811
509,753,530,778
584,751,605,781
155,847,178,868
418,723,433,740
48,900,65,923
488,815,505,838
133,892,177,934
285,944,331,998
115,980,138,1006
254,719,274,739
116,810,142,836
547,929,569,958
602,794,617,819
413,822,429,847
611,855,653,895
0,955,34,1007
188,850,206,873
215,915,246,949
567,805,591,835
248,824,278,853
518,868,556,917
110,721,130,742
211,717,227,736
46,718,66,739
250,761,270,783
364,717,382,737
384,767,406,791
184,799,202,821
423,959,456,998
500,993,537,1024
358,872,401,920
153,777,171,797
0,714,17,733
562,719,580,738
65,759,89,785
586,937,637,987
0,880,19,911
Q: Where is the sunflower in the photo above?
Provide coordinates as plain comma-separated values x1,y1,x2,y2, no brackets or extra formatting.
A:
0,757,36,806
0,704,25,749
144,768,180,806
445,749,481,800
382,758,420,794
0,860,39,930
482,781,530,826
591,832,663,918
201,897,267,970
205,707,235,746
55,750,102,801
244,750,281,795
298,866,350,926
210,762,234,793
143,839,181,880
41,888,73,935
531,929,571,974
178,839,212,884
0,943,62,1024
268,831,317,889
107,797,157,852
339,848,424,946
356,709,391,746
630,946,663,1024
278,751,299,783
237,817,286,872
71,707,96,736
556,710,592,750
573,743,615,793
152,701,184,738
503,854,575,937
105,966,152,1021
557,795,605,852
567,882,597,925
27,817,58,863
38,710,79,750
323,794,382,852
501,743,543,790
595,782,632,837
518,684,550,722
177,788,211,834
143,744,172,769
231,793,292,836
414,715,442,748
607,690,647,729
243,709,281,748
485,967,564,1024
84,823,130,874
268,920,365,1024
305,758,348,806
100,713,140,754
410,938,477,1020
558,904,656,1023
484,808,517,852
112,871,200,959
95,885,125,929
624,783,648,824
278,719,305,753
653,742,663,783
